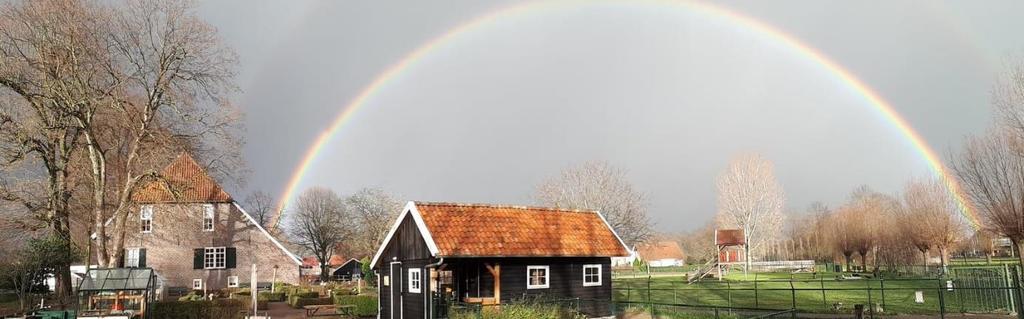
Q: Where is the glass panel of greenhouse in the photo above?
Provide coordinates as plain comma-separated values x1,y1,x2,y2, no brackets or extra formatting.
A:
78,268,156,319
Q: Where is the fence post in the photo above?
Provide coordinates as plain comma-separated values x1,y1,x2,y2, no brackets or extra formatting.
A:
754,277,759,308
727,281,733,311
937,277,946,319
820,276,827,312
1005,263,1015,314
879,278,885,311
789,280,796,311
1011,265,1019,319
867,279,873,319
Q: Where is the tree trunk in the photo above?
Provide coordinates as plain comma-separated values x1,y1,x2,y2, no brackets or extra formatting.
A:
939,246,949,275
85,134,109,267
844,254,852,272
922,249,929,273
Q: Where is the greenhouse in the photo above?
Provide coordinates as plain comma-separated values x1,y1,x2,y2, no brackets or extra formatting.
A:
77,268,157,319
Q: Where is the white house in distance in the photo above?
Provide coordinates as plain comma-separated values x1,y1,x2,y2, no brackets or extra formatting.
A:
637,240,686,267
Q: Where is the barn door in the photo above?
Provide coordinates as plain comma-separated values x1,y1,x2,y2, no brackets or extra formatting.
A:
390,262,403,319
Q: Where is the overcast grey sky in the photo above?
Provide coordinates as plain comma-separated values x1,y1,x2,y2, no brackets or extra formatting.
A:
197,1,1024,233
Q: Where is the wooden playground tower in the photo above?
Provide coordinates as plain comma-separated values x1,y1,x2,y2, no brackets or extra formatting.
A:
715,229,746,279
690,229,747,283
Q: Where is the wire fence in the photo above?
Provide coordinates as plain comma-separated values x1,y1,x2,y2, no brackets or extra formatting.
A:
613,265,1024,318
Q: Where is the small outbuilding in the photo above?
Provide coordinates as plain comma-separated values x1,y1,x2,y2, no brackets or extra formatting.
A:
370,201,630,318
331,258,363,281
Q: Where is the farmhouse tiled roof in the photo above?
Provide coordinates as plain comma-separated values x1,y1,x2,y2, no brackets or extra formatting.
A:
415,202,630,258
638,240,685,261
131,153,233,203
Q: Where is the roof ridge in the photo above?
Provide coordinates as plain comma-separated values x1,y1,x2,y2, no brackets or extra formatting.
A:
413,201,598,214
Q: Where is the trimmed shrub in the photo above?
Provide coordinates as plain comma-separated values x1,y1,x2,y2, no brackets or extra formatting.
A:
259,291,286,302
149,299,246,319
334,294,378,316
332,288,355,296
289,297,333,308
286,291,319,305
177,292,204,302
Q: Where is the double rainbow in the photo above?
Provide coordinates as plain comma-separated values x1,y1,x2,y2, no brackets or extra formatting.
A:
272,0,979,230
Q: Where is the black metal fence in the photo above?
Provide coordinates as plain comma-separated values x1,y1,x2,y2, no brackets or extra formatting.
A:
613,266,1024,318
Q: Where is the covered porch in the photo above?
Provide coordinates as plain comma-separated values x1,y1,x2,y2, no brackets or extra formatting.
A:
431,259,503,306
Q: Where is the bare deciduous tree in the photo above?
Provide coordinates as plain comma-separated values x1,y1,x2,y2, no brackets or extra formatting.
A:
827,206,858,271
288,187,351,282
715,154,785,270
536,161,652,247
244,191,276,229
950,129,1024,267
92,0,241,268
345,188,401,258
0,0,112,299
677,222,716,264
899,178,967,273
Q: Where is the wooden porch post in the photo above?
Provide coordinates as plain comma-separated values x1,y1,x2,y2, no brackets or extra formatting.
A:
484,263,500,305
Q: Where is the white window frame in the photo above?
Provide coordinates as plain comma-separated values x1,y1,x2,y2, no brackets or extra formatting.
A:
526,265,550,289
408,268,421,293
192,279,203,290
203,247,226,269
582,264,602,287
124,248,141,268
227,276,239,288
140,205,153,233
202,204,215,231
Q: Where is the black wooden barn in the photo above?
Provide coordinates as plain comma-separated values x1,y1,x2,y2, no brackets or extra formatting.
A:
331,258,363,281
370,201,630,319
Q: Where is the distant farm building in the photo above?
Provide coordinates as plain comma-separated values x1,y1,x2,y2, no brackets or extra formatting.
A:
637,241,686,267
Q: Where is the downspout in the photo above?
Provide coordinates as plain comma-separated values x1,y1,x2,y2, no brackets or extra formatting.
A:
424,258,443,319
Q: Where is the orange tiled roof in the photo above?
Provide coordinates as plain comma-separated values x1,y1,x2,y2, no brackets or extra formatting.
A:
131,153,233,203
302,255,347,268
638,240,685,261
415,202,630,257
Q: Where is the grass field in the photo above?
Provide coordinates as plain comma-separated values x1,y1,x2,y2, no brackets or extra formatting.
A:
612,271,1019,316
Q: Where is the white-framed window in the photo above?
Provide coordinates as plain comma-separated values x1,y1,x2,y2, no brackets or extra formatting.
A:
140,205,153,233
204,247,226,269
227,276,239,288
527,265,549,289
125,248,141,268
202,204,215,231
408,268,421,293
192,279,203,290
582,264,602,287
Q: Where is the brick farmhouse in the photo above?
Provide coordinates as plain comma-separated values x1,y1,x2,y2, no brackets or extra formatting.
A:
109,153,301,297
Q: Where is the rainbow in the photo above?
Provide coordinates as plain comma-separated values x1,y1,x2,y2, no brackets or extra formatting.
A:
272,0,980,229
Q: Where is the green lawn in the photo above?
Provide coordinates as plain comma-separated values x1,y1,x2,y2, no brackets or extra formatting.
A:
612,272,1018,316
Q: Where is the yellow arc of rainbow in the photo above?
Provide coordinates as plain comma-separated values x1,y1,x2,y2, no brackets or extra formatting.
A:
272,0,979,230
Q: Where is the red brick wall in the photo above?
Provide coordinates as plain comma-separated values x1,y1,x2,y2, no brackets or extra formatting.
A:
122,202,301,294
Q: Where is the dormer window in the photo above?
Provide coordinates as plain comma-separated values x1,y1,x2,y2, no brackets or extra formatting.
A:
202,204,214,231
140,205,153,233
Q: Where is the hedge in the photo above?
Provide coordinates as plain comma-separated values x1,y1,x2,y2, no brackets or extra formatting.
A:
228,293,269,310
286,291,320,305
149,299,246,319
334,294,378,316
231,291,286,302
260,292,286,302
288,297,333,308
